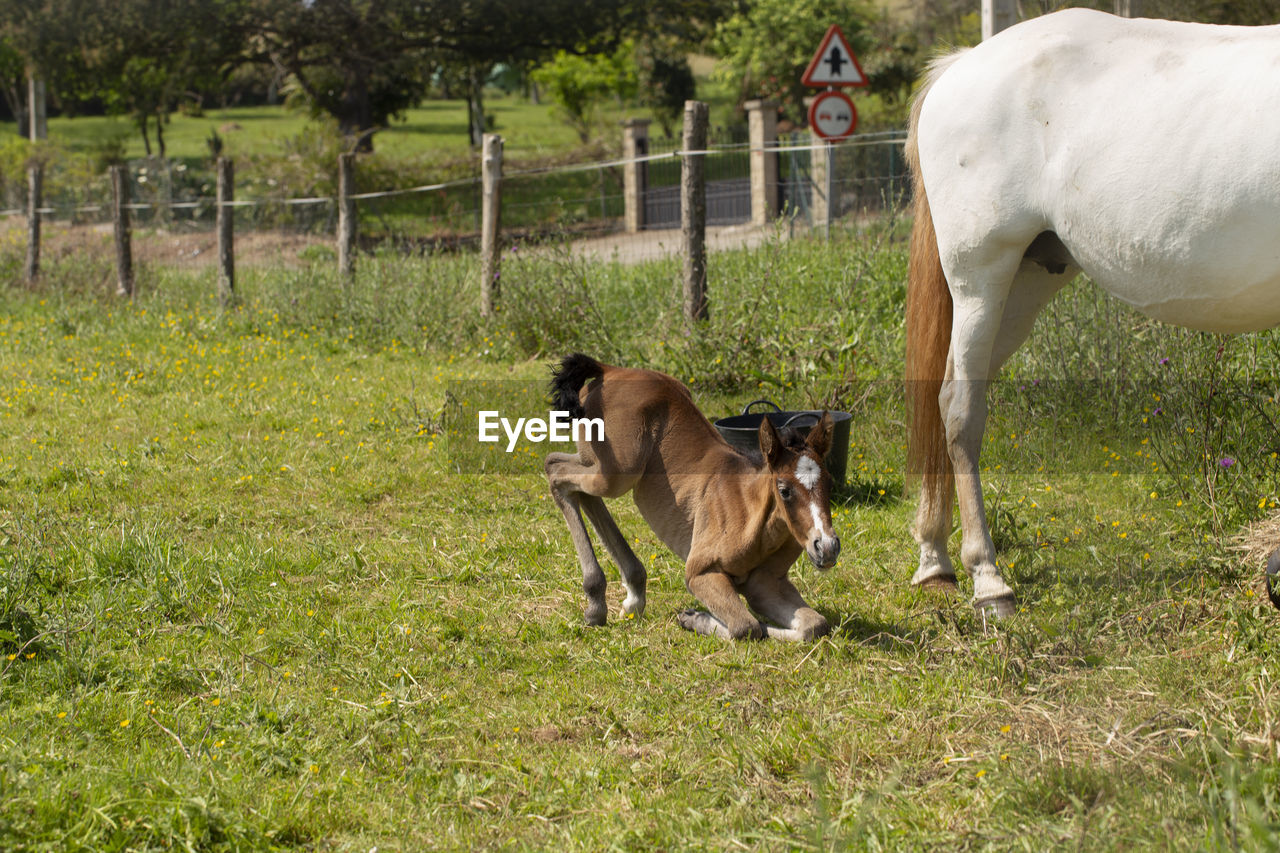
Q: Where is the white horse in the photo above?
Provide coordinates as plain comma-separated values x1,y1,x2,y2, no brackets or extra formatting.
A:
905,8,1280,616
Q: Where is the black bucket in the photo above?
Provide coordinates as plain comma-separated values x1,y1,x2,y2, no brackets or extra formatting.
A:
713,400,853,485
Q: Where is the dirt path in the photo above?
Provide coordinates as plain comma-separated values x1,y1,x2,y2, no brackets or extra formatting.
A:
2,217,784,273
568,222,783,264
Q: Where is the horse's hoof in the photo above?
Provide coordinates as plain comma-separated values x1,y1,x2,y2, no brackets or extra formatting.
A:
916,574,959,593
584,606,607,627
1266,548,1280,610
973,594,1017,620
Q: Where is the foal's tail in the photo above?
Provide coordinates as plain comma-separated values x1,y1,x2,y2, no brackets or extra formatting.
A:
904,52,965,505
549,353,605,419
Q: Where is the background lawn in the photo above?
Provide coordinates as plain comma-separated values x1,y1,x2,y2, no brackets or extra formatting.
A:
1,225,1279,849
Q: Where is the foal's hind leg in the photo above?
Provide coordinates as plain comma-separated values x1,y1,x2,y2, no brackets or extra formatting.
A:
741,562,830,642
578,496,647,617
545,452,610,626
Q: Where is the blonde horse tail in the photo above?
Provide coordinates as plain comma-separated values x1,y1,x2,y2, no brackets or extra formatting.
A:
905,52,965,507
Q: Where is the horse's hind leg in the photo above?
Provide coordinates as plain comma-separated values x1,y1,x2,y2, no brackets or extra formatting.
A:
911,432,957,591
545,452,610,626
947,261,1071,617
578,496,647,617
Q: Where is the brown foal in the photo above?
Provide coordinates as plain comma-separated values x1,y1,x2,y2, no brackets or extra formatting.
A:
544,354,840,641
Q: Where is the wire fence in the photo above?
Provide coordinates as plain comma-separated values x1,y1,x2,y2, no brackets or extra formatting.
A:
0,117,910,299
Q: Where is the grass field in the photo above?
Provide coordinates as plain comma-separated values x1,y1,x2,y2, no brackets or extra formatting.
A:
2,226,1280,849
24,97,643,164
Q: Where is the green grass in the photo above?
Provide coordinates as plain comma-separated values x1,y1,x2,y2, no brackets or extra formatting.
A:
16,96,666,165
2,227,1280,848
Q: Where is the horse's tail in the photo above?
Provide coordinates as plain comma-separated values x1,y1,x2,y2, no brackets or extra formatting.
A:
905,52,966,504
549,353,605,419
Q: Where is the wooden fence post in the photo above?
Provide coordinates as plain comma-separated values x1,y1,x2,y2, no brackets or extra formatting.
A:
216,157,235,307
111,164,133,297
479,133,503,319
25,162,41,283
681,101,709,323
337,152,357,283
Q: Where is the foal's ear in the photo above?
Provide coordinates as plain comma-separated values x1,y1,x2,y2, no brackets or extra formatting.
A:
805,411,834,459
758,417,784,469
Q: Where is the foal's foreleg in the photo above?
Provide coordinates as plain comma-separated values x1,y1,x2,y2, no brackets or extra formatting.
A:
545,452,609,626
578,496,647,617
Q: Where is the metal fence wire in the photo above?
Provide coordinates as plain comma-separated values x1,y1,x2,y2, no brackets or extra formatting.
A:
0,127,909,279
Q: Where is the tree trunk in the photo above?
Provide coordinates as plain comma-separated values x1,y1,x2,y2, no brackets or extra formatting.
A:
156,109,166,160
138,112,152,157
468,67,486,149
339,74,375,152
1,82,26,138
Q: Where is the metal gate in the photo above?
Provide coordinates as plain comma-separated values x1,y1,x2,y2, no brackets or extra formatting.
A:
640,128,751,230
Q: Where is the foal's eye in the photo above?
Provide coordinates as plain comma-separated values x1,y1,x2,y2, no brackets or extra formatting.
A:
778,483,793,501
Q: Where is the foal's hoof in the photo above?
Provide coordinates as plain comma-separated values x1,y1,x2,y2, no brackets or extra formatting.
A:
973,594,1017,620
676,608,704,632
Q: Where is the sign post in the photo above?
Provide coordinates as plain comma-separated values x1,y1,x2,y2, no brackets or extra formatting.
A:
802,24,868,233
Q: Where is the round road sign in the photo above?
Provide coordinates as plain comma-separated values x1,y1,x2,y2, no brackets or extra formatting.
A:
808,90,857,141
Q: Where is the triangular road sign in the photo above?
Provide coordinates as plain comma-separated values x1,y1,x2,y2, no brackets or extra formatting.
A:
801,24,868,88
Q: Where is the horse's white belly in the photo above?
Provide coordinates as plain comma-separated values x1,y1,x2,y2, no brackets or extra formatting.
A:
1061,200,1280,333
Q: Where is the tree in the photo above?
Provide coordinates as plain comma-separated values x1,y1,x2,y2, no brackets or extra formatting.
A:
635,39,696,138
712,0,875,125
248,0,425,152
0,35,26,136
93,0,247,157
0,0,246,156
531,46,637,143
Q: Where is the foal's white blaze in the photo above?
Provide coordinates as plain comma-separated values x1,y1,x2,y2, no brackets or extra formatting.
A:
809,502,831,540
795,455,822,491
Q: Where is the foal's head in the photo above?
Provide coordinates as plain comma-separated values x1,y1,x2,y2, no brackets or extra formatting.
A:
760,413,841,570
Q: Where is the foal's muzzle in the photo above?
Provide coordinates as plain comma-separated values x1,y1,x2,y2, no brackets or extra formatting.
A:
809,535,841,570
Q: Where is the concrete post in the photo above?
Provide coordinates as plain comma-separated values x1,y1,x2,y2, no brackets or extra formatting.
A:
982,0,1017,40
745,100,779,226
621,118,650,233
27,75,46,142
